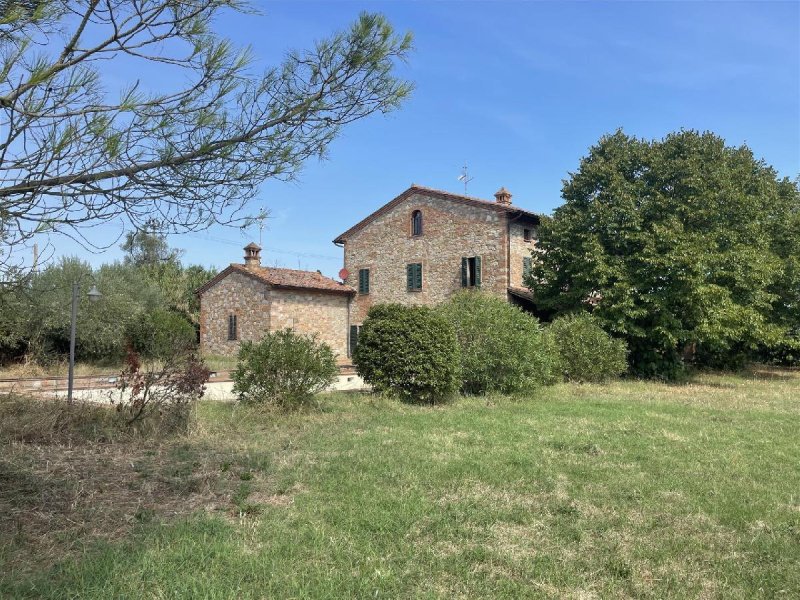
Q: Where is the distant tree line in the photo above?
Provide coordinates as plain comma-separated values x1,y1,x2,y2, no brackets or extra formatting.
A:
0,231,215,365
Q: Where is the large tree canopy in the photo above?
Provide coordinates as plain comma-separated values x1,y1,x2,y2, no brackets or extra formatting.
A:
0,1,412,280
530,130,799,377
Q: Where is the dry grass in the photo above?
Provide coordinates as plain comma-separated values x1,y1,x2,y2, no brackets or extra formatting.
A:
0,396,296,577
1,367,798,598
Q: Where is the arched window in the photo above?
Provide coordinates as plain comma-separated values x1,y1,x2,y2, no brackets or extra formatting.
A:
411,210,423,236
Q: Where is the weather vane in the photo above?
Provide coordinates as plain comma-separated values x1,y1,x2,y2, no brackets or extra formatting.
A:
457,163,474,194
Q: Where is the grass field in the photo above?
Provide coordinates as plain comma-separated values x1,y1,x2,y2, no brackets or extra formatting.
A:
1,367,798,598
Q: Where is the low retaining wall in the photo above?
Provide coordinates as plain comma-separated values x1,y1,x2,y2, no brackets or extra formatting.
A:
1,365,365,402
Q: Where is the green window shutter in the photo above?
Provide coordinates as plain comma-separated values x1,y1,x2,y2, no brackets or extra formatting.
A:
474,256,481,288
408,263,422,290
349,325,359,356
523,257,532,279
358,269,369,294
461,257,468,287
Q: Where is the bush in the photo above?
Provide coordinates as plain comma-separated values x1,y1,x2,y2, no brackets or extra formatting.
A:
114,346,210,434
353,304,460,404
548,313,628,382
436,291,560,394
757,328,800,366
125,309,196,359
232,329,339,408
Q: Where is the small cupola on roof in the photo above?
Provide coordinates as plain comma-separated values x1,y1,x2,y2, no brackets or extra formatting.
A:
243,242,261,268
494,187,512,205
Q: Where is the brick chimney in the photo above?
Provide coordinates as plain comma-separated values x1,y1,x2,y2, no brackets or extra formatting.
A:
243,242,261,268
494,187,512,205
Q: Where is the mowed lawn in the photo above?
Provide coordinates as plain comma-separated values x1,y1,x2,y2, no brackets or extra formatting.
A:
1,368,798,598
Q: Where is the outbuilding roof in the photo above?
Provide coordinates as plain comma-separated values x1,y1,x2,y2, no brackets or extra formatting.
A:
333,184,541,244
196,263,354,296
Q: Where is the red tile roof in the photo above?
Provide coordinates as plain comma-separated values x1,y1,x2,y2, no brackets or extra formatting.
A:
333,184,541,244
196,264,354,296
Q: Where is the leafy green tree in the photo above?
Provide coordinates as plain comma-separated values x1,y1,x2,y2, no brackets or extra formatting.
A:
0,2,412,281
530,130,799,377
14,258,163,362
121,227,182,268
121,230,215,324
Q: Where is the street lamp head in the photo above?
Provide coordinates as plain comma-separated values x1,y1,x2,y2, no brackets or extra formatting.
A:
87,285,102,303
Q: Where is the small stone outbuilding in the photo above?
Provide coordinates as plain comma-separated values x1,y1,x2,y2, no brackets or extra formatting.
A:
197,244,354,361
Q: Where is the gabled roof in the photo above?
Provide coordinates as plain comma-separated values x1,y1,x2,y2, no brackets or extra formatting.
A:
333,184,542,244
196,263,354,296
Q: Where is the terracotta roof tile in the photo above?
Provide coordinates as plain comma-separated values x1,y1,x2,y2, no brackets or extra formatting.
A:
196,264,354,296
333,184,542,244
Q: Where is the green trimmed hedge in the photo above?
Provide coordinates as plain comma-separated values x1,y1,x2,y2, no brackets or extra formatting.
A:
353,304,460,404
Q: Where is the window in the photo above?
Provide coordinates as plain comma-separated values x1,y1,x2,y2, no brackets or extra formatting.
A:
461,256,482,288
523,257,533,279
349,325,361,357
411,210,423,236
523,228,531,242
407,263,423,291
358,268,370,294
227,314,238,341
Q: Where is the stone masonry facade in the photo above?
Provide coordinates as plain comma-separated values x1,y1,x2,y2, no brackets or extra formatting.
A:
267,288,349,359
198,184,540,364
198,256,352,362
199,271,270,356
337,186,540,327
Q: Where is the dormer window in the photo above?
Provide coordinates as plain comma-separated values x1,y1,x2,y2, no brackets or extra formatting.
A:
411,210,423,236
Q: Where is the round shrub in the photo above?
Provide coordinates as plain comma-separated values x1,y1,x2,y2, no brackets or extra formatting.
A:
232,329,338,407
353,304,460,404
436,291,560,395
124,309,196,359
548,312,628,382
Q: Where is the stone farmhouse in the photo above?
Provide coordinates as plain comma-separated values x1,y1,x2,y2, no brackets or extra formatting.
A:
198,184,541,361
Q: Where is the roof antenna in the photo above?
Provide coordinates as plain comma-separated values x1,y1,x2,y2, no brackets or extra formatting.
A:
256,206,267,246
457,163,474,194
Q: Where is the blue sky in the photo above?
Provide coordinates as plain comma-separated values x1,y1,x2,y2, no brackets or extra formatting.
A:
56,0,799,278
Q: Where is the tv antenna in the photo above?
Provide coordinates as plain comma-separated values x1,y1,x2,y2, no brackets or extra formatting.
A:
256,207,267,246
457,163,474,194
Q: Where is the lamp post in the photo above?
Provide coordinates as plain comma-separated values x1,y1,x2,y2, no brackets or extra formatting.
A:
67,283,102,404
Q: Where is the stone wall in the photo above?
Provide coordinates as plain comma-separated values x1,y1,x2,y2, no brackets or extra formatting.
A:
343,192,510,324
199,271,270,356
267,288,350,362
508,220,539,290
200,271,350,361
